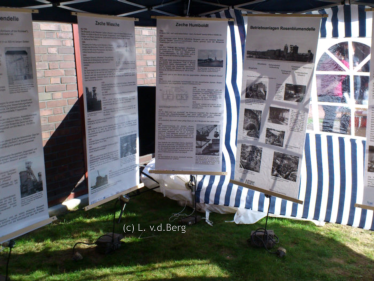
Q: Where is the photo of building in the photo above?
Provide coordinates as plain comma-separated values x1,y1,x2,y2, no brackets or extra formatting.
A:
196,124,220,155
268,107,290,125
265,128,285,147
120,134,137,158
368,146,374,172
247,44,314,62
243,109,262,138
5,47,33,85
284,83,307,102
86,86,102,112
90,170,108,190
240,144,262,173
271,152,299,182
198,49,224,67
244,80,267,100
19,161,43,198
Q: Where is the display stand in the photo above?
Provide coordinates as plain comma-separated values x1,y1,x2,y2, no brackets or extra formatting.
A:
0,217,57,244
354,204,374,212
230,179,303,204
84,183,144,211
150,170,227,225
71,184,144,256
249,194,279,250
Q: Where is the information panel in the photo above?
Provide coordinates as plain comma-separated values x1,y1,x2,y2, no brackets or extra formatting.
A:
233,16,321,202
361,14,374,210
0,10,50,240
155,18,227,172
77,14,139,205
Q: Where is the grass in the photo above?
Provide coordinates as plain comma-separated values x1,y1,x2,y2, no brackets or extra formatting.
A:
1,189,374,280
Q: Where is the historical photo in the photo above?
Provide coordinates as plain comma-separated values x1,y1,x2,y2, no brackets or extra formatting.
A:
271,152,299,182
246,43,314,63
120,133,137,158
239,144,262,173
90,170,108,190
284,83,306,102
19,161,43,198
243,109,262,138
368,146,374,172
268,107,290,125
5,47,33,85
196,124,220,155
198,50,224,67
243,78,268,100
85,86,102,112
265,128,285,147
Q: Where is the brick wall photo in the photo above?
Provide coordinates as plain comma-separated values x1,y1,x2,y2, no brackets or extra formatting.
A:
33,22,86,205
135,27,156,86
33,23,157,206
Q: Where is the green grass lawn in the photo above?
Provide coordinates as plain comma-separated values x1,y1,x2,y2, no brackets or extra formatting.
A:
1,189,373,281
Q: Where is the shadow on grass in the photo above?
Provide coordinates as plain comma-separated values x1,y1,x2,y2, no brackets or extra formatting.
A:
1,190,374,280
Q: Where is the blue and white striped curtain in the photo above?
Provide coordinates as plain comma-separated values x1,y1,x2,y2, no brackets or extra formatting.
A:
197,5,374,230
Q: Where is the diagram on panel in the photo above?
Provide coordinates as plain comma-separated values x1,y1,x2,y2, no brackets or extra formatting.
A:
161,87,189,104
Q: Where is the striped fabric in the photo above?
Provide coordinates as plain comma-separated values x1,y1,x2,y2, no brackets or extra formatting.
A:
197,5,374,230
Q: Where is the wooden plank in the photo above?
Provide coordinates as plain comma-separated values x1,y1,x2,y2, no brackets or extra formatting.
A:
72,12,138,21
365,8,374,12
149,170,227,176
0,216,57,243
151,16,234,21
0,8,38,13
244,14,327,18
355,203,374,211
72,23,89,190
230,180,303,204
84,183,144,211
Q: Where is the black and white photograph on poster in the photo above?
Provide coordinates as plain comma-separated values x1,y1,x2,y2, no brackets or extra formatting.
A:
120,133,137,158
19,161,43,198
90,170,109,190
367,146,374,172
271,152,299,182
196,124,220,156
284,83,307,102
198,50,224,68
239,144,262,173
243,109,262,138
265,128,285,147
85,85,102,112
5,47,33,85
268,107,290,125
246,43,314,63
243,78,268,100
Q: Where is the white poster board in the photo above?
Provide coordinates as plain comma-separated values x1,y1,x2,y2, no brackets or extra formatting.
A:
77,14,139,206
0,9,53,243
232,16,321,203
155,18,228,173
360,12,374,211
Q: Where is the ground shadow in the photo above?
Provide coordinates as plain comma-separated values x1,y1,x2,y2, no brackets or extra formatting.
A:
1,190,373,280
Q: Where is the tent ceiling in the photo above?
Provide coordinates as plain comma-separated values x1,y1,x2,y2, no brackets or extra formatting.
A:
1,0,374,26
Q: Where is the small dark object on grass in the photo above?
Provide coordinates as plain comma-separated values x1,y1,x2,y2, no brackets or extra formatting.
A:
72,252,83,261
277,247,287,258
179,215,202,225
95,233,123,254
